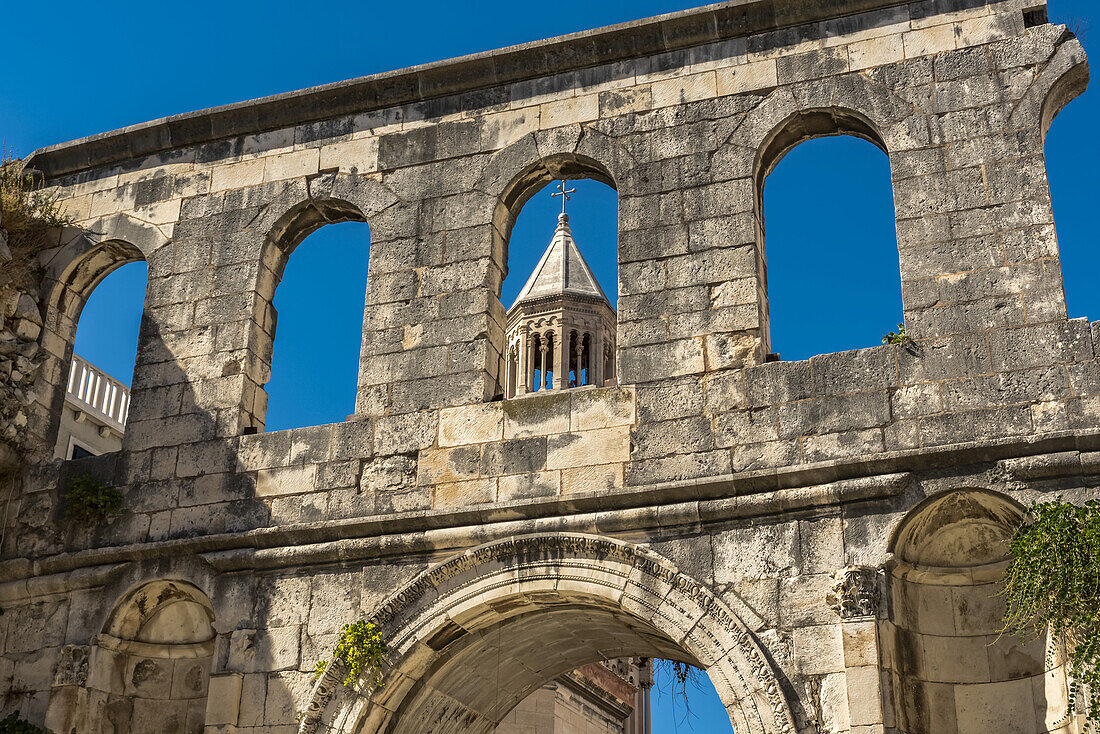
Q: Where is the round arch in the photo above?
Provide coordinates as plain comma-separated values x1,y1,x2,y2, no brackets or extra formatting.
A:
34,216,152,459
300,533,795,734
483,149,618,298
888,487,1027,569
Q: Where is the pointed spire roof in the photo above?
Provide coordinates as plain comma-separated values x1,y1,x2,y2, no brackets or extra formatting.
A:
509,213,611,311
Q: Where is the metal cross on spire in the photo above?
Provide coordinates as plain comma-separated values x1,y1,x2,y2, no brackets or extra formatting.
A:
551,180,577,215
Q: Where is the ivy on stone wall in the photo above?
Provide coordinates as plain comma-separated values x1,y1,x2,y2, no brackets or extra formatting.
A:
63,474,123,526
1002,499,1100,726
314,620,387,688
0,711,47,734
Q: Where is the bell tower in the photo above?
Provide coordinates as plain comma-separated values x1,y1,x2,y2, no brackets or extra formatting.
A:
503,185,616,398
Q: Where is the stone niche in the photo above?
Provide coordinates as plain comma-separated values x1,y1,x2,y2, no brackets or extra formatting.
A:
45,580,216,734
882,490,1074,734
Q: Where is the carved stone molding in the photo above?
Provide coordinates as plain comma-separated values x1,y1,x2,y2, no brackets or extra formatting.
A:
299,533,796,734
52,645,89,687
826,565,883,620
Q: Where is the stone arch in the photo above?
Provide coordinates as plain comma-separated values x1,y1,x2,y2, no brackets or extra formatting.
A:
1003,31,1089,142
249,179,391,430
480,142,618,298
34,215,155,458
477,134,627,398
883,489,1072,734
46,578,217,734
739,92,900,356
300,533,795,734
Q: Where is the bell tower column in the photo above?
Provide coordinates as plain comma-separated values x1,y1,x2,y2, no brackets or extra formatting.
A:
592,329,604,387
554,322,568,390
517,324,529,395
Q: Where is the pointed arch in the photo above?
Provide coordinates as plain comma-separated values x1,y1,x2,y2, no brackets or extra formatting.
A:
299,534,795,734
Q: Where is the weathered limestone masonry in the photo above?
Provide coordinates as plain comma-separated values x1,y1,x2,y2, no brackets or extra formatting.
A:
1,0,1098,732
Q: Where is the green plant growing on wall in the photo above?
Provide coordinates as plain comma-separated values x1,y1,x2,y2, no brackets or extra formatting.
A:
0,151,74,290
64,474,123,526
0,711,48,734
313,620,387,688
1002,499,1100,727
881,324,910,345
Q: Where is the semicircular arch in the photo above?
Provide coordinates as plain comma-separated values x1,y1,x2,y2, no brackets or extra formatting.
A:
300,533,795,734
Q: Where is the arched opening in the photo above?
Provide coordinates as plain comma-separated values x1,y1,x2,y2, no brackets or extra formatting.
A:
494,156,618,398
884,489,1071,734
756,111,900,361
1042,36,1094,322
40,237,147,461
261,202,369,431
302,535,793,734
46,580,215,733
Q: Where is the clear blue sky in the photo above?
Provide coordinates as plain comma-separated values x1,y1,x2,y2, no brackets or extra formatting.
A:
9,1,1097,729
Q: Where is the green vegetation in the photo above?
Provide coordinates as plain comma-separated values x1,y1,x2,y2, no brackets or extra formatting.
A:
64,474,123,526
314,620,387,688
881,323,910,345
0,152,73,289
1002,499,1100,726
0,711,48,734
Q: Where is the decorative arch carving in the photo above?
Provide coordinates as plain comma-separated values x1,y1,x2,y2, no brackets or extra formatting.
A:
299,533,795,734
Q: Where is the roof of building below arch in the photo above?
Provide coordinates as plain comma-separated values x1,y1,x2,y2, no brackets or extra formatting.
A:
509,213,611,312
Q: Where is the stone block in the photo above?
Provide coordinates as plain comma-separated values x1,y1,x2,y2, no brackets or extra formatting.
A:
539,93,599,128
903,24,957,58
716,59,778,95
547,426,630,470
319,137,379,173
793,623,845,675
205,673,243,726
480,437,547,476
845,664,884,727
650,71,718,108
849,35,905,71
374,411,438,455
439,402,504,446
560,464,623,494
433,478,496,508
255,464,317,497
778,391,891,439
620,339,706,384
417,445,481,485
210,160,265,192
497,471,560,502
503,391,570,439
631,416,713,459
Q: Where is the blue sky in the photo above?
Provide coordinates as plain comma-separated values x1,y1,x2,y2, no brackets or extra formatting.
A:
9,1,1097,729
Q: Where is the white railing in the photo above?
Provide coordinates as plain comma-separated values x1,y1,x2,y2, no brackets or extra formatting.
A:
65,354,130,433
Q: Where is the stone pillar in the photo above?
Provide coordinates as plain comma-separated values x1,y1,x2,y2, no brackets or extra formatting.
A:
539,341,548,391
827,565,888,732
592,330,604,386
554,325,568,390
517,327,529,396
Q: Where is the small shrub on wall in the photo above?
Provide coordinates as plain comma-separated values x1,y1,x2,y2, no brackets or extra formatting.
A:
63,474,123,526
0,152,73,289
1003,499,1100,726
314,620,387,688
0,711,47,733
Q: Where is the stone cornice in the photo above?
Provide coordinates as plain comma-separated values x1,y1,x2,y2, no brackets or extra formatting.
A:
5,426,1100,591
23,0,928,179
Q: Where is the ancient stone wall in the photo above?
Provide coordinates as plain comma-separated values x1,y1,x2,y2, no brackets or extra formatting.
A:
1,0,1097,732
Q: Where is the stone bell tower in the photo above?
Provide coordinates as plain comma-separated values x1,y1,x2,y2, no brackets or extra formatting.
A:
503,187,616,398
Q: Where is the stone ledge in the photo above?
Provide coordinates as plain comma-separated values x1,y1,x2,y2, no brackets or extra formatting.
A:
9,427,1100,587
26,0,985,178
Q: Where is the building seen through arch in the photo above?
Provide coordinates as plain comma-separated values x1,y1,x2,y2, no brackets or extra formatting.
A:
504,196,616,398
